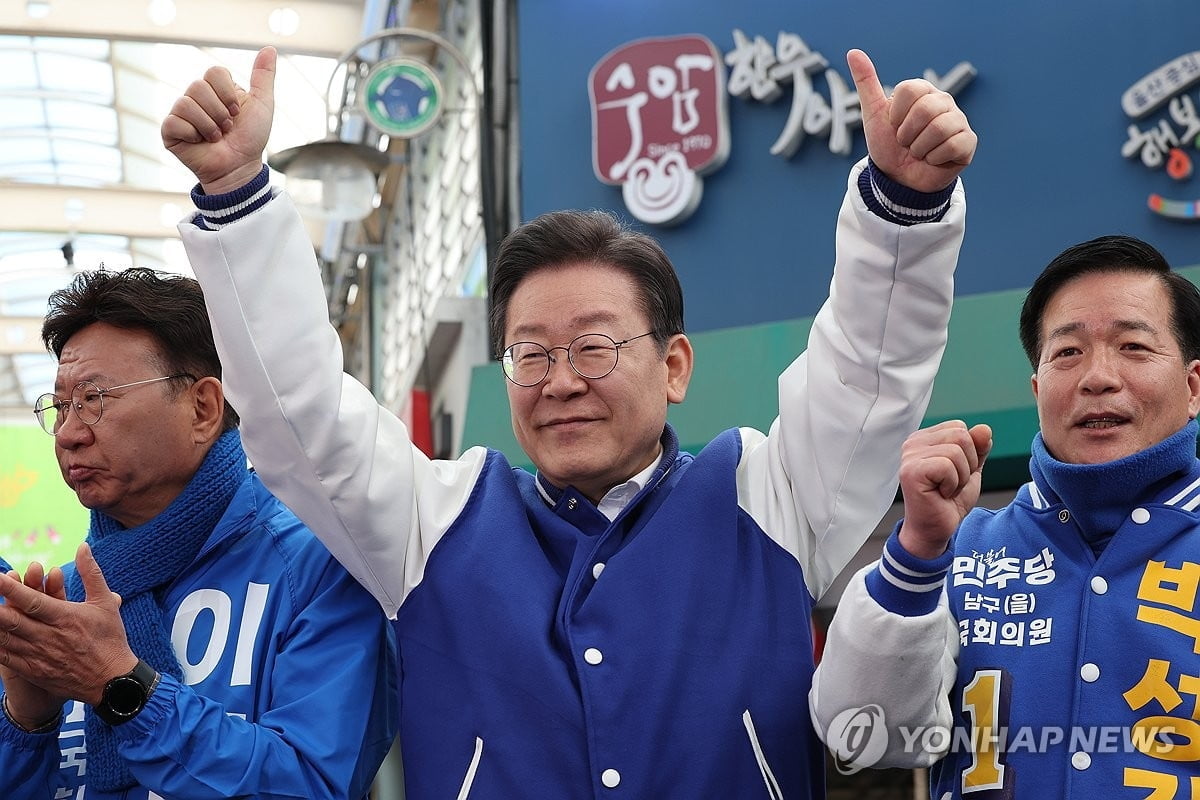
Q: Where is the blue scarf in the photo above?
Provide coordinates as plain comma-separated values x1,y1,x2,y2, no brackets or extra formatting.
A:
1030,419,1199,556
67,429,246,792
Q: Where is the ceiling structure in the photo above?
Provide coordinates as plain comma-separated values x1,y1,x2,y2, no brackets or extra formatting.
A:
0,0,371,419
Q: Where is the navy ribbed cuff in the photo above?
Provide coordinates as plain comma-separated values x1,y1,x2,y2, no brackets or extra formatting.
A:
864,522,953,617
190,165,272,230
858,158,955,226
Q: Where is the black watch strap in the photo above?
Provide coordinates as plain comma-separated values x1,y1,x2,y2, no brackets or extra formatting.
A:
93,659,159,726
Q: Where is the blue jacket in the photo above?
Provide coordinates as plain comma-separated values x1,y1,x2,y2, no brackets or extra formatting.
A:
0,471,398,800
814,425,1200,798
182,159,966,798
931,460,1200,797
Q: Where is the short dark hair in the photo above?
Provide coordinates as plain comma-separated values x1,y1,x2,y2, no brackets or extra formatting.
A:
488,210,685,356
41,267,239,433
1018,234,1200,369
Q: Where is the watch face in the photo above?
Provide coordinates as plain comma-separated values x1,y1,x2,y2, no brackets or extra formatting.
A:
104,675,148,717
95,659,157,726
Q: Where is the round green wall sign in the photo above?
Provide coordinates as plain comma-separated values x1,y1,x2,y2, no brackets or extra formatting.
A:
362,57,444,138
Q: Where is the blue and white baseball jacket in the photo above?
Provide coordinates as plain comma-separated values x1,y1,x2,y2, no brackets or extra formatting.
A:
0,471,398,800
179,158,966,799
813,424,1200,799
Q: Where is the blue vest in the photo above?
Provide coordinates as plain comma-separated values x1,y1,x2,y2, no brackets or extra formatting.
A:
394,428,825,799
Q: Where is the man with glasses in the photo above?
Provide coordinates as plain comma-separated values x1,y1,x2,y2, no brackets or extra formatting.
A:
0,268,397,799
162,46,976,798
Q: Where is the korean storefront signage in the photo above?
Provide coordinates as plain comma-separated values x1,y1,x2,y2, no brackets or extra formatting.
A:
589,31,975,226
1122,51,1200,221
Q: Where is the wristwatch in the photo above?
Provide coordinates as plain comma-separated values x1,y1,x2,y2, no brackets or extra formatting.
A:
93,659,160,726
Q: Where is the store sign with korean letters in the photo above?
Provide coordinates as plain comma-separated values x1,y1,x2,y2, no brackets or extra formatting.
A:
588,31,976,226
1122,51,1200,221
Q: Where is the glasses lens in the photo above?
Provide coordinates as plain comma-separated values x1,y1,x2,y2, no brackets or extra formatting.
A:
503,343,551,386
74,382,104,425
33,394,59,434
569,334,619,379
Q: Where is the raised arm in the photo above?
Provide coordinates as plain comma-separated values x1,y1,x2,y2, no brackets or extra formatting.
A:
162,49,486,616
810,421,991,770
736,49,978,598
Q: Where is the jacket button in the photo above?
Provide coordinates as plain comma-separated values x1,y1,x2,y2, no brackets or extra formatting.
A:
602,768,621,788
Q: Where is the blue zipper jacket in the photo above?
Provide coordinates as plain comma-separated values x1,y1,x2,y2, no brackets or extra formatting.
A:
814,424,1200,798
0,471,398,800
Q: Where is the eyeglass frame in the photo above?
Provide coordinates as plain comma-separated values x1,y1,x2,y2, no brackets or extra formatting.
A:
32,374,197,435
499,331,658,387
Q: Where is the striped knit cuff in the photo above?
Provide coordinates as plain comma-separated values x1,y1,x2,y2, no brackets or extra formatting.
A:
190,165,272,230
865,523,952,617
857,158,955,226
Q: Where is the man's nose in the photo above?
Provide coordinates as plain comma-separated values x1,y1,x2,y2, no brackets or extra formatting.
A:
541,350,587,395
1079,349,1122,393
53,402,94,445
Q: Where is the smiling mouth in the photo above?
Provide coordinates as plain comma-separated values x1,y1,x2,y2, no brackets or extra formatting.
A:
1078,417,1126,429
544,418,593,429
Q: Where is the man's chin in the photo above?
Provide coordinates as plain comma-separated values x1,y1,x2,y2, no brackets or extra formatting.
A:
542,459,606,489
71,490,107,512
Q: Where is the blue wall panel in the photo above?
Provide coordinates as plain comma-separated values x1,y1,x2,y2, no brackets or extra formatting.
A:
518,0,1200,334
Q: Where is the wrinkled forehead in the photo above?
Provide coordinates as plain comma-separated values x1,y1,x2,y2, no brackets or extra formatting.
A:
1043,270,1171,326
1036,272,1183,360
54,358,118,394
54,323,161,389
505,262,646,338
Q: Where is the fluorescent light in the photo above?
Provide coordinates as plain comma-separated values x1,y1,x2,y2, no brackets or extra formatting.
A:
147,0,176,26
269,7,301,37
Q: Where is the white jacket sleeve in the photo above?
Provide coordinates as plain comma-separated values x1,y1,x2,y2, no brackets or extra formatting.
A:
180,193,485,617
810,563,959,769
736,158,966,599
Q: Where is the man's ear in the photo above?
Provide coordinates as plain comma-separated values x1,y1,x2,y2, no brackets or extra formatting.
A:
190,376,226,442
1187,359,1200,419
665,334,694,405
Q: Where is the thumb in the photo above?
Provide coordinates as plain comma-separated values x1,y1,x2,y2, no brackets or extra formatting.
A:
75,542,114,605
846,49,887,117
249,46,277,104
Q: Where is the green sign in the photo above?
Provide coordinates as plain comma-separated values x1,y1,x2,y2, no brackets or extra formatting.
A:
0,424,88,572
362,57,444,138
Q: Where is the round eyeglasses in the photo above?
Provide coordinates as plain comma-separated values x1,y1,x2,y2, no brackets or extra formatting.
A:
32,374,195,435
500,332,656,387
